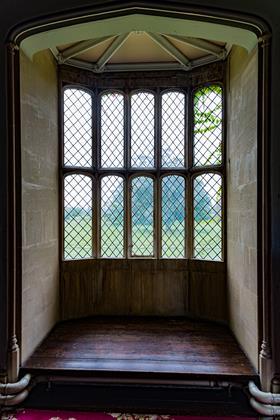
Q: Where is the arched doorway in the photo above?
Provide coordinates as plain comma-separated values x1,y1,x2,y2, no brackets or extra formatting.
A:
3,3,272,416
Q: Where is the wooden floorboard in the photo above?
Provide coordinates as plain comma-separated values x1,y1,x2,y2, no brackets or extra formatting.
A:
22,317,256,382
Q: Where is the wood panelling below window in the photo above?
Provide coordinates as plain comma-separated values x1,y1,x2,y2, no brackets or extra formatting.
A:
61,259,226,322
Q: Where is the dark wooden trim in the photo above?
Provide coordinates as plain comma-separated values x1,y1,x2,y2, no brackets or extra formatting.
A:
62,257,226,270
20,381,257,416
59,62,225,90
6,43,21,380
259,35,273,390
0,45,11,375
257,42,264,371
61,166,225,176
222,63,228,270
14,47,22,355
58,69,64,320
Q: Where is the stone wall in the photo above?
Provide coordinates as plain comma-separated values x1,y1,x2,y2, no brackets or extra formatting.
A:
20,50,59,363
227,46,258,369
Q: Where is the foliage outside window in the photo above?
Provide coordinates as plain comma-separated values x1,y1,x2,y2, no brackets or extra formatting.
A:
62,82,224,261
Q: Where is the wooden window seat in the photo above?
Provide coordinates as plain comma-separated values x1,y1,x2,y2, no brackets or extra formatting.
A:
21,316,256,385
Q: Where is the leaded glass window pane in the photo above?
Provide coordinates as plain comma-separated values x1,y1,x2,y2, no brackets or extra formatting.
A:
131,177,154,256
193,173,222,261
62,80,225,262
131,92,155,167
64,174,92,260
64,89,92,167
193,85,222,166
101,176,124,257
161,176,185,258
101,92,124,168
161,91,185,167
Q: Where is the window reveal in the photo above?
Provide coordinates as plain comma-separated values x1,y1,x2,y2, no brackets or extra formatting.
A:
62,83,224,261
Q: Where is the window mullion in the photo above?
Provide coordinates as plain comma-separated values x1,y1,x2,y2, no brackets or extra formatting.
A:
221,175,225,262
94,90,101,258
184,88,188,169
222,87,226,263
90,174,95,259
61,172,65,260
155,88,161,170
60,86,65,265
187,87,194,259
125,93,131,258
93,88,98,169
127,175,132,258
158,177,162,259
153,177,160,258
155,88,161,259
124,92,130,170
187,174,194,259
95,174,101,258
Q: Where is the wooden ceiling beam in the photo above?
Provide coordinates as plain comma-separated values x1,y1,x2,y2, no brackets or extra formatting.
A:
93,33,131,72
63,58,188,72
57,36,114,63
63,55,222,73
166,34,227,58
146,32,191,70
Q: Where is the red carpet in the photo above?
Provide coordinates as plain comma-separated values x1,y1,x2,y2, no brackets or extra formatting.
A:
8,410,257,419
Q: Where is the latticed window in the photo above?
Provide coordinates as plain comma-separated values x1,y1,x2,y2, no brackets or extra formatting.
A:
62,78,224,261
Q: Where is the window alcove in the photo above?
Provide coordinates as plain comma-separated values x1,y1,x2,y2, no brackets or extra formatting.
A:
18,15,259,393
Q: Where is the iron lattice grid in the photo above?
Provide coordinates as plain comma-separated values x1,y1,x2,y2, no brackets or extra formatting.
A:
161,175,186,258
101,175,124,258
64,88,92,167
101,92,124,168
131,92,155,168
64,174,93,260
131,176,154,257
161,91,185,168
61,81,224,261
193,85,223,167
193,173,223,261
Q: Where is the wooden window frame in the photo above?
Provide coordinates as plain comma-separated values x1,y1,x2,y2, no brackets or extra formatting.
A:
59,62,226,261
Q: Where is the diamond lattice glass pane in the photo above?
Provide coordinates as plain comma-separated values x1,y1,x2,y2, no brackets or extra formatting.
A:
193,173,222,261
101,176,124,257
194,85,222,166
64,174,92,260
64,89,92,167
101,92,124,168
131,92,155,167
131,177,154,256
161,176,185,258
161,91,185,167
